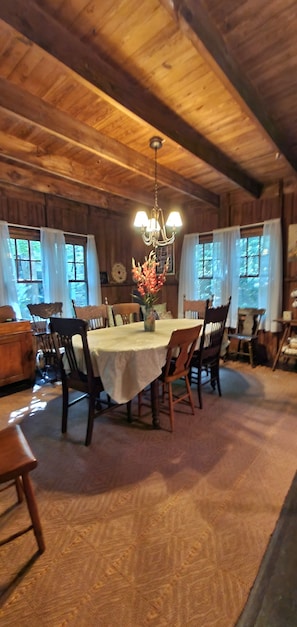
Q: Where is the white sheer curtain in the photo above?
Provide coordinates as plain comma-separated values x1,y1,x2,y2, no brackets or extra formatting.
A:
41,227,72,317
178,233,200,317
213,226,240,328
87,234,102,305
259,218,282,332
0,220,21,318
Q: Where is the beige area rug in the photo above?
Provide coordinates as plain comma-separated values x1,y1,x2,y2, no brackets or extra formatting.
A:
0,362,296,627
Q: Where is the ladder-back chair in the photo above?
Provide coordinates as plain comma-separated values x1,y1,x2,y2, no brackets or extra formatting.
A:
50,317,106,446
72,302,109,330
27,302,63,381
183,297,212,319
190,297,231,409
228,307,265,367
112,303,141,325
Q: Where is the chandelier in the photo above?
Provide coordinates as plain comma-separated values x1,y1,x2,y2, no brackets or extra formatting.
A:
133,136,182,248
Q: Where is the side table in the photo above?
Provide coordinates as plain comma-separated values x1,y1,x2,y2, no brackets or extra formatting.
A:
272,318,297,371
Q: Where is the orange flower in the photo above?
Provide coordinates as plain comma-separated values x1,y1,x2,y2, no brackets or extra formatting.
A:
132,250,168,308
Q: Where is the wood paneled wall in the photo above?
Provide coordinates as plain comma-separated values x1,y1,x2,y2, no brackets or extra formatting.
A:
1,181,297,323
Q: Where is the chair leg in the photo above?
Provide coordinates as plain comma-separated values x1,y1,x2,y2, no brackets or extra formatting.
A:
197,367,203,409
85,395,96,446
15,476,24,503
21,473,45,553
185,376,195,414
127,400,132,422
168,383,174,432
61,380,69,434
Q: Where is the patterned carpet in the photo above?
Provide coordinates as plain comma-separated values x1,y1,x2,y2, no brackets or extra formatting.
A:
0,361,296,626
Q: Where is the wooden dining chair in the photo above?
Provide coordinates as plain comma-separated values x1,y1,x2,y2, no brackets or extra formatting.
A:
158,323,202,431
228,307,265,367
0,424,45,554
183,295,213,319
72,302,109,330
50,317,107,446
27,302,63,381
190,297,231,409
112,303,141,325
0,305,17,323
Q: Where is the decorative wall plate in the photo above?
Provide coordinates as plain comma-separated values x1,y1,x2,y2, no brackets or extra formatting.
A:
111,262,127,283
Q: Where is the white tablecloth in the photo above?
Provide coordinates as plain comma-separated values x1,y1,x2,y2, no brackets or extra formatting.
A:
73,319,203,404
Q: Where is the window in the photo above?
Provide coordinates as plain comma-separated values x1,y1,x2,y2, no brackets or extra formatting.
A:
9,229,88,318
196,231,263,307
239,234,263,308
66,241,87,305
10,232,44,319
198,241,213,299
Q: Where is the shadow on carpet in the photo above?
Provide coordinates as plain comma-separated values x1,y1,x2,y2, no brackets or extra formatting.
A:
236,471,297,626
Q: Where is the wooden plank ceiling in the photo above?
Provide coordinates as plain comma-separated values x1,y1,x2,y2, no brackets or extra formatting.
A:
0,0,297,216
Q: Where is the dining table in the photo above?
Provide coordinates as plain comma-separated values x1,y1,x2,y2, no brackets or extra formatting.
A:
73,318,203,428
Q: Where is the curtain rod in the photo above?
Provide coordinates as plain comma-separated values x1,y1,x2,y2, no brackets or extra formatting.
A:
8,223,87,238
199,220,265,237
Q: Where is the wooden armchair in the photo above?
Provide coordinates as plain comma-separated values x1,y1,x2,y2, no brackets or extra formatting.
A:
72,302,109,330
27,302,63,381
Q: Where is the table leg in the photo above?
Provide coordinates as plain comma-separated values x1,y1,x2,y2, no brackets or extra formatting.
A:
150,379,160,429
272,324,290,371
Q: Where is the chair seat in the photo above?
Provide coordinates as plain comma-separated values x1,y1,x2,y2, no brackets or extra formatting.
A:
0,425,37,483
0,425,45,554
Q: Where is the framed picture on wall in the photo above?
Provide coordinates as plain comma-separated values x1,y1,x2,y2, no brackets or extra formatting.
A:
288,224,297,262
156,243,175,275
100,271,109,285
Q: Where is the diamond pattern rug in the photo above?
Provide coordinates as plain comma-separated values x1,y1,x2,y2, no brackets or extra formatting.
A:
0,361,296,626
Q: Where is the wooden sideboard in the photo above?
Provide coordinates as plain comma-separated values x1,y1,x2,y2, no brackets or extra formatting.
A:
0,321,35,387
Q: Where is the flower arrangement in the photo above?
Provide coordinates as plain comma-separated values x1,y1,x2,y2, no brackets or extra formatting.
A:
132,250,169,309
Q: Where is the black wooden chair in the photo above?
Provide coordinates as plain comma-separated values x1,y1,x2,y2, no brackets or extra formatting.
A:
50,317,106,446
158,324,203,431
190,297,231,409
228,307,265,367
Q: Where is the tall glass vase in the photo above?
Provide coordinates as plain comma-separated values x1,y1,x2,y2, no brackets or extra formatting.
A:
144,307,155,332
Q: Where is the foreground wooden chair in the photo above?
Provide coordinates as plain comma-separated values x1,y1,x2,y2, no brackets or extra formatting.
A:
72,302,109,330
50,317,106,446
0,425,45,554
158,324,202,431
190,297,231,409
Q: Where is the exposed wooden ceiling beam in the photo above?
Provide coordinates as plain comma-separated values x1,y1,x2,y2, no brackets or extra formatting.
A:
0,78,219,208
0,0,262,197
0,158,134,212
164,0,297,174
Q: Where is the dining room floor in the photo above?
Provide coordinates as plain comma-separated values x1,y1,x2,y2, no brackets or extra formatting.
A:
0,359,296,626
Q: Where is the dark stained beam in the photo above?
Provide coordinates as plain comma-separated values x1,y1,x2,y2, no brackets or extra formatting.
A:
0,0,262,197
163,0,297,174
0,157,134,213
0,78,219,207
